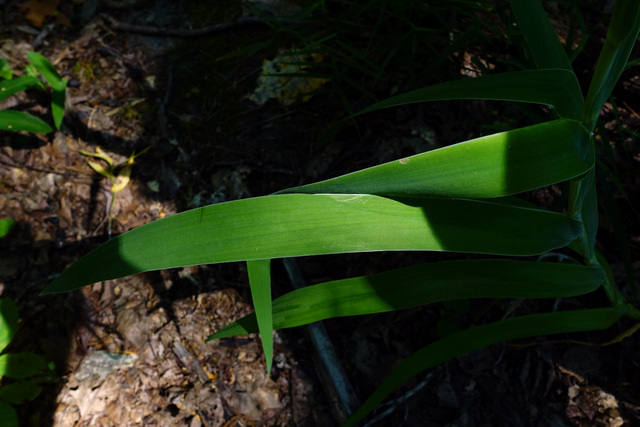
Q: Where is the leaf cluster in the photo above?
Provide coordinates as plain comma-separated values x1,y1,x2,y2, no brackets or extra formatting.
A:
0,52,67,134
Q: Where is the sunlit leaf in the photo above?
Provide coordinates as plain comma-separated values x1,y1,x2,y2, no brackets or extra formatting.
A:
26,52,66,91
0,299,19,353
0,218,14,239
43,195,582,294
247,260,273,373
0,110,52,133
0,76,40,101
281,120,592,199
210,261,605,339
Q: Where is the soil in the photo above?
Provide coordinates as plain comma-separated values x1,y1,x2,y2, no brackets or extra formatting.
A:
1,0,640,426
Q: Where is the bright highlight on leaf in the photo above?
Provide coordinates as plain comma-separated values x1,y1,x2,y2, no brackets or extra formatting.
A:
42,195,582,294
280,119,592,198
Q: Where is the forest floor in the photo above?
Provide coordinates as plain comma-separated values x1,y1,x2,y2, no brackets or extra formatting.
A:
1,0,640,426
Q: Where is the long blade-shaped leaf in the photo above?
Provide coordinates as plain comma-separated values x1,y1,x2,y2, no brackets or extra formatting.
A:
43,195,582,294
0,298,19,353
51,80,67,130
26,52,66,91
280,120,592,198
345,70,583,121
0,76,40,101
344,307,625,426
210,261,605,339
582,0,640,129
509,0,573,71
247,260,273,373
0,110,52,133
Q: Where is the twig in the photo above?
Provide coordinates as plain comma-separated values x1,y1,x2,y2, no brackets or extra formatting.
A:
363,375,432,427
282,258,360,424
100,13,293,38
173,339,211,384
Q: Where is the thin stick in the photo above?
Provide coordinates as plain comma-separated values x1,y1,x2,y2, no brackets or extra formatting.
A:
282,258,360,424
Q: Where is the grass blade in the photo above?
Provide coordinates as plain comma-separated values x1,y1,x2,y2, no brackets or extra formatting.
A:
247,260,273,373
0,110,52,133
582,0,640,129
344,307,625,426
210,261,605,339
509,0,573,71
42,195,582,293
348,70,583,120
281,120,592,198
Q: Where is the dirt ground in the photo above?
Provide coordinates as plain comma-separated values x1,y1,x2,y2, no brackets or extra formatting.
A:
1,0,640,426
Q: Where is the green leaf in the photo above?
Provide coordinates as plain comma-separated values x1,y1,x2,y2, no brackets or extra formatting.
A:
0,381,42,405
0,76,40,101
247,260,273,373
280,120,592,199
343,70,582,121
582,0,640,129
0,218,15,239
0,352,47,379
210,261,605,339
51,80,67,130
0,59,12,80
0,110,52,133
26,52,66,92
344,307,624,426
42,195,582,294
0,401,18,427
0,299,19,354
509,0,573,71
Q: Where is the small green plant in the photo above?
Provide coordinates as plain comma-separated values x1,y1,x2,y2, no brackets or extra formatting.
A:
0,298,52,427
43,0,640,425
0,52,67,133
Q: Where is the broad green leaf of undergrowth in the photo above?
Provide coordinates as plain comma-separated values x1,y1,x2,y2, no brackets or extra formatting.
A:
338,70,583,121
344,307,625,426
247,260,273,373
582,0,640,130
0,401,18,427
280,119,592,198
0,299,19,353
210,261,605,339
509,0,573,71
0,218,14,239
0,352,47,379
0,110,52,133
43,195,582,293
0,381,42,405
0,76,40,101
